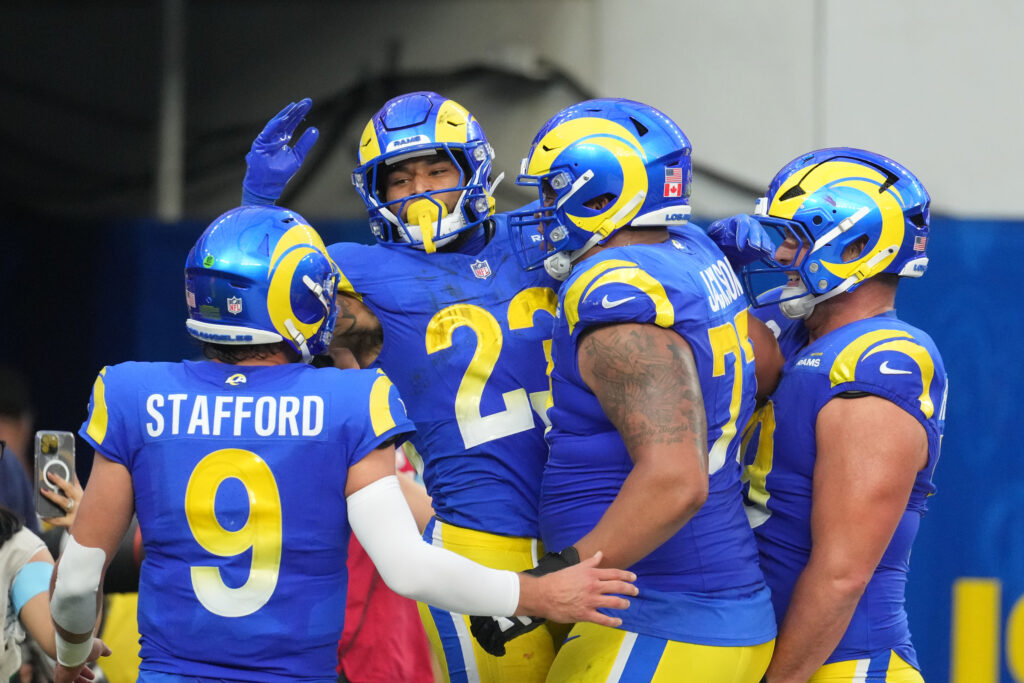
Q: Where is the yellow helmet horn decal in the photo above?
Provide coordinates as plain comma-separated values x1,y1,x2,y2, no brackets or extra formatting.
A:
434,99,472,144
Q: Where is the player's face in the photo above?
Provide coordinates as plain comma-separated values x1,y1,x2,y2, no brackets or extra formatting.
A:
774,228,811,269
384,155,462,220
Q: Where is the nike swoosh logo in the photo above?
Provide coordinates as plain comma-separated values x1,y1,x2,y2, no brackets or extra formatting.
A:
563,635,581,644
879,360,912,375
601,295,635,309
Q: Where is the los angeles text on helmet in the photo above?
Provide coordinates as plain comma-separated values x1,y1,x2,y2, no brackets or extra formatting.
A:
144,393,325,438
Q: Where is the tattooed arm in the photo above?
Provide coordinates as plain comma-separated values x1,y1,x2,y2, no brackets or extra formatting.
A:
571,322,709,570
330,293,385,369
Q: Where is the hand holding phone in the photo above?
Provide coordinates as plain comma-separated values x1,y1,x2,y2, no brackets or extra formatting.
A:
34,430,76,518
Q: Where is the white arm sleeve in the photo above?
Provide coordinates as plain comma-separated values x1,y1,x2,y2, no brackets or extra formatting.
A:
347,475,520,616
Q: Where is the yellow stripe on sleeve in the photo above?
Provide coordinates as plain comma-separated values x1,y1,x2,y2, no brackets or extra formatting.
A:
85,367,109,444
335,267,364,302
829,329,913,386
563,259,637,333
368,370,398,436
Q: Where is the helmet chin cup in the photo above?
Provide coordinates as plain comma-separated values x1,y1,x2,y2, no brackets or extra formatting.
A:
780,294,816,320
405,198,448,254
779,282,816,320
543,252,573,281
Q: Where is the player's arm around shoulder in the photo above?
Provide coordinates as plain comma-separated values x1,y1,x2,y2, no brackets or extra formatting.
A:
331,292,383,368
573,321,709,570
345,447,636,625
763,395,927,682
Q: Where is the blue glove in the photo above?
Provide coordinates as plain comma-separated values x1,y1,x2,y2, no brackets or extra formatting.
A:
706,214,778,267
242,98,320,205
469,546,580,657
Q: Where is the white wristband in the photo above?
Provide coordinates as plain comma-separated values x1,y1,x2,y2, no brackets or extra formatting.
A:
55,632,93,668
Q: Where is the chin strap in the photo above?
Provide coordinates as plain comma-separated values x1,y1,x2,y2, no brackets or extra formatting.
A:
542,190,648,281
782,244,900,319
283,319,312,363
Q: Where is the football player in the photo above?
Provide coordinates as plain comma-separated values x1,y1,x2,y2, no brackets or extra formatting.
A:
242,94,567,682
733,149,947,682
484,98,777,681
47,205,636,683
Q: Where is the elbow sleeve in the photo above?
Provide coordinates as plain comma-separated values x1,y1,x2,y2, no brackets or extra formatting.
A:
50,535,106,634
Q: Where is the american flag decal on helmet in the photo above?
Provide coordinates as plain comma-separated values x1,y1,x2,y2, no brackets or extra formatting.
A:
664,167,683,198
913,236,927,252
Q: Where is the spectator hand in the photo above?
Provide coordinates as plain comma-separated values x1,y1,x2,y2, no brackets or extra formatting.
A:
706,214,778,267
40,472,83,527
242,98,319,205
469,547,580,657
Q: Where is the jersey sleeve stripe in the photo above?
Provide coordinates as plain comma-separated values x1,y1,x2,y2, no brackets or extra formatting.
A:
369,371,398,436
864,339,936,418
85,368,109,444
336,269,364,301
564,259,637,333
829,329,912,385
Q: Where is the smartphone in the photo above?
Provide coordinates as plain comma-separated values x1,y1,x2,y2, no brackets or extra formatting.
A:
34,430,76,517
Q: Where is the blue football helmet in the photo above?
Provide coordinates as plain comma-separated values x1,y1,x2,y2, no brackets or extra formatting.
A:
184,205,339,362
351,91,497,253
742,147,930,319
509,98,692,280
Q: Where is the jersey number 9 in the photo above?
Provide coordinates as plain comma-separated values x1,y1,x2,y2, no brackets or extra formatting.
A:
185,448,283,617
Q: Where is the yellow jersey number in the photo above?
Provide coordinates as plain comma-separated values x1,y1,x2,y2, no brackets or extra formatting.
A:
425,287,556,449
184,448,283,617
740,401,776,528
706,309,755,475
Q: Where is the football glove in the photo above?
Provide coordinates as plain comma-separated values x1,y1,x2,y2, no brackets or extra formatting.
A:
242,98,319,205
706,214,778,267
469,546,580,657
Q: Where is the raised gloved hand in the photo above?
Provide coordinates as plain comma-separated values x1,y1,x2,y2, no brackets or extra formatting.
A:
469,546,580,657
242,98,319,205
706,214,778,267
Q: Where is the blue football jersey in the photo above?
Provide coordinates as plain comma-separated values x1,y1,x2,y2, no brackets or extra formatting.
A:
79,360,413,682
540,227,776,646
327,215,558,537
741,311,947,668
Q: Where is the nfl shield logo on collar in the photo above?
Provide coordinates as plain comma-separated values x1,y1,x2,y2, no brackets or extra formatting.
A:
227,296,243,315
471,259,492,279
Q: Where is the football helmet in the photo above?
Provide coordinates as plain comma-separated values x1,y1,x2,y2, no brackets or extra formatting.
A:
742,147,930,319
509,98,692,280
351,91,497,253
184,205,339,362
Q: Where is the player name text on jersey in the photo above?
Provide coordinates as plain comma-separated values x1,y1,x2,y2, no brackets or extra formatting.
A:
144,393,325,437
699,259,745,313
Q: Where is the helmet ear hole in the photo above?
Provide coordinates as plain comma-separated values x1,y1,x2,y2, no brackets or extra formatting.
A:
842,235,870,263
584,193,616,211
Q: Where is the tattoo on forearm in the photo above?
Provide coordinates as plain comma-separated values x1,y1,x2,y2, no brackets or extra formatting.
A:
580,325,708,472
331,295,384,368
